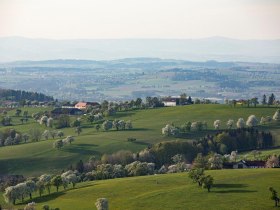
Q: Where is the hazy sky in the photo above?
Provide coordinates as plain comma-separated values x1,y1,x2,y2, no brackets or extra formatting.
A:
0,0,280,39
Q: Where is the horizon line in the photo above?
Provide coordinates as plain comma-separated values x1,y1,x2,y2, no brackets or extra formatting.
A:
1,35,280,41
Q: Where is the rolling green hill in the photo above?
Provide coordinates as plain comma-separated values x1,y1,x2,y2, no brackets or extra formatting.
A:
0,105,280,176
1,169,280,210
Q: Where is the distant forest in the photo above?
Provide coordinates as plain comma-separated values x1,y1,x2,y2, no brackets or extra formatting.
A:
0,89,54,102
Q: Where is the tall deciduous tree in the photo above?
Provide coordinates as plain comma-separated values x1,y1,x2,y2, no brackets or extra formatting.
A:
29,128,41,142
202,175,214,192
273,109,280,121
269,187,279,207
193,153,208,169
262,94,267,105
213,120,221,130
268,93,275,106
266,155,279,168
39,174,52,195
75,126,82,135
53,139,63,149
251,97,258,108
40,116,48,126
51,175,63,192
246,115,258,127
208,153,223,169
188,168,205,186
47,117,53,128
236,118,245,128
226,119,234,129
95,198,109,210
102,120,113,131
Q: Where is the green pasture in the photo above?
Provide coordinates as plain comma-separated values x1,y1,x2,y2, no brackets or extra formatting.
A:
1,169,280,210
0,105,279,176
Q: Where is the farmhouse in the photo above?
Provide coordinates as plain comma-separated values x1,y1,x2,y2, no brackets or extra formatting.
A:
162,95,193,107
236,99,247,105
0,100,19,108
75,102,100,110
224,160,266,169
162,98,177,107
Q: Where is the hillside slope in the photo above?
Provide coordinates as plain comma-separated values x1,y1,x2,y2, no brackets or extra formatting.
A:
0,105,279,176
1,169,280,210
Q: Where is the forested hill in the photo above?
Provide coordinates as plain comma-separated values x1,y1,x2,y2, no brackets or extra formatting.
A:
0,88,54,102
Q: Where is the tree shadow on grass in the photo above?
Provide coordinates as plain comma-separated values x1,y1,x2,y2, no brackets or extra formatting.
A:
213,184,248,188
178,130,217,139
114,112,136,118
82,125,96,129
63,145,100,156
74,143,98,147
109,128,151,132
213,189,257,193
18,191,66,205
131,141,151,146
213,184,257,193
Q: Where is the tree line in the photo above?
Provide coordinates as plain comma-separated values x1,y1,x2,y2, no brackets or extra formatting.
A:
228,93,279,107
0,88,54,102
162,110,279,138
195,128,273,155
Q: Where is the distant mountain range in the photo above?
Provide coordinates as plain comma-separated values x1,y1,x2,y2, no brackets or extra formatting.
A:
1,36,280,63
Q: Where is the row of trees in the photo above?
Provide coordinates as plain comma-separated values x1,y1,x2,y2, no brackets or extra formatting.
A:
0,128,22,146
192,152,279,170
4,171,79,205
0,115,12,126
162,121,209,136
53,136,74,149
228,93,278,107
0,88,54,102
102,120,133,131
86,113,103,124
38,114,70,129
162,110,280,137
0,128,65,148
262,94,277,106
85,94,192,116
84,161,155,181
94,141,198,169
195,128,274,155
3,145,278,206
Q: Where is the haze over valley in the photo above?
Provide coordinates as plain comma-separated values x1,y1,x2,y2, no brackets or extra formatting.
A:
0,57,279,102
1,1,280,210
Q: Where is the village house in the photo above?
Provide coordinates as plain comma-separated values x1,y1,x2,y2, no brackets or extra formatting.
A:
74,102,100,110
162,98,178,107
223,160,266,169
0,100,19,108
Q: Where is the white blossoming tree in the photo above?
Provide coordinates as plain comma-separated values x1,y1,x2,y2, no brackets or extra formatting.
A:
213,120,221,130
246,115,258,127
236,118,245,128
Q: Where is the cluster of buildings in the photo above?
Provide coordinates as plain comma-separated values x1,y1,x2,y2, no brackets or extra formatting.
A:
224,160,266,169
52,102,100,116
161,96,193,107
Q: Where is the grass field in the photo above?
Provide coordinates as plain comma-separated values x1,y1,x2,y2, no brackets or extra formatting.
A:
1,169,280,210
240,147,280,160
0,105,280,176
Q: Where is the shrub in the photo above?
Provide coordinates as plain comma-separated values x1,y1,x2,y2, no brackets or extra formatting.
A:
95,198,109,210
127,138,136,142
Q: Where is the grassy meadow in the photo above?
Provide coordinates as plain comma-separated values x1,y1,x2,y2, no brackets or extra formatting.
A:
240,148,280,161
1,169,280,210
0,104,280,176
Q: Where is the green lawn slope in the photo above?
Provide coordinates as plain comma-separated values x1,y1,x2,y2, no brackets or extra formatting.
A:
0,105,279,176
1,169,280,210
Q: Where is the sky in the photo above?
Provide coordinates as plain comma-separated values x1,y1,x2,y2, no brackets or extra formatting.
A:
0,0,280,40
